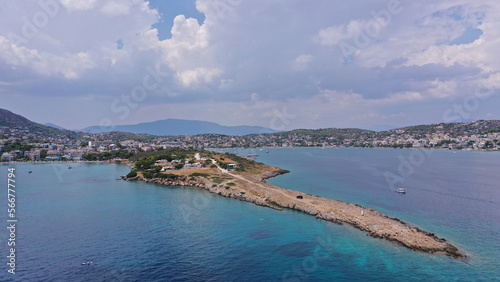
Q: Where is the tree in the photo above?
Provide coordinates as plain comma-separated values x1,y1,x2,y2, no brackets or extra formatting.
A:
484,141,494,149
99,152,113,160
175,163,184,170
83,153,98,161
40,149,48,160
126,171,137,178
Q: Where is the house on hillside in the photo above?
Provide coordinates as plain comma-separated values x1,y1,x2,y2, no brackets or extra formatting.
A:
184,163,202,169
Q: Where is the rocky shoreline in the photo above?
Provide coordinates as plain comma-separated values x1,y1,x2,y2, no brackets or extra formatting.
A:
124,166,465,259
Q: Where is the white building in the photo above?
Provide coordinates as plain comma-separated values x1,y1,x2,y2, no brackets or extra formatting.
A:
1,153,13,161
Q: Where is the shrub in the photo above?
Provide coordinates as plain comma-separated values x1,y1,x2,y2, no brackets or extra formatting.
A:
226,182,236,187
157,173,179,180
126,171,137,178
190,173,209,178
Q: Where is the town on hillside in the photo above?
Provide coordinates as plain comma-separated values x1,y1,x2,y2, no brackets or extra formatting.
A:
1,120,500,162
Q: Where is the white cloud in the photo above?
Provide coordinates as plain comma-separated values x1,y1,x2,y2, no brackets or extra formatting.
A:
405,39,484,68
293,54,313,71
101,1,132,16
60,0,98,12
1,0,500,129
0,36,95,79
426,79,457,98
177,67,222,87
317,20,366,46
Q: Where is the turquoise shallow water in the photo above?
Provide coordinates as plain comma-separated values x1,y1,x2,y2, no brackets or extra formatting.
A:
1,148,499,281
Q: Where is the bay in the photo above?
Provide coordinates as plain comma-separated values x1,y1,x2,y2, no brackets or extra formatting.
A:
1,148,499,281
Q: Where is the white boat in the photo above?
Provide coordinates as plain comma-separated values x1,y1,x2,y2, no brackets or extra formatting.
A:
397,188,406,194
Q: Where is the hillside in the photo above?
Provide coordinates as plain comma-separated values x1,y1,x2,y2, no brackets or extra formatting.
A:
385,120,500,137
1,108,499,150
0,108,82,141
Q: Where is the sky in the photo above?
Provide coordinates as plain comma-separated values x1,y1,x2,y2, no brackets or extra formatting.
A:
0,0,499,131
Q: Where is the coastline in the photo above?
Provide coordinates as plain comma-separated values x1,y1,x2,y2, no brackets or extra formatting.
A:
216,146,500,152
1,160,123,164
124,160,466,259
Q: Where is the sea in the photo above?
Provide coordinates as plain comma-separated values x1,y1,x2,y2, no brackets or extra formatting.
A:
0,148,499,281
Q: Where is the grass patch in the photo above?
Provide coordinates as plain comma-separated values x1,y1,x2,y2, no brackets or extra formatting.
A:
226,182,236,187
211,177,223,184
190,172,210,178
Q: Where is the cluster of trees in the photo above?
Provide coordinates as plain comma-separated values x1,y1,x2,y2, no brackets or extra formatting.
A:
83,150,134,161
130,149,202,175
1,140,34,153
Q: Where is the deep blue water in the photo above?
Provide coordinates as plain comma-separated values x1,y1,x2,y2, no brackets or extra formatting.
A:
1,148,499,281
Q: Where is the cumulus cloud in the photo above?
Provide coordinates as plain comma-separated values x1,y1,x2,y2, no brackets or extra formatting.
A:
0,36,95,79
176,67,222,87
1,0,500,129
101,1,132,16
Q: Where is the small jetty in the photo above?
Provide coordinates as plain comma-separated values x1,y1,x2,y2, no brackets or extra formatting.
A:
243,154,259,160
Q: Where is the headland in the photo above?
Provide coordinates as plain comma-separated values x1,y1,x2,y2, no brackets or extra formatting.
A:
124,149,465,259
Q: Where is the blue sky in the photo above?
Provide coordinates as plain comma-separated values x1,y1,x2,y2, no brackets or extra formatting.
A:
148,0,204,40
0,0,499,131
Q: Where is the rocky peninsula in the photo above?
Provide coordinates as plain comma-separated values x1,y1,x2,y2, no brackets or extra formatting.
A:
124,150,465,259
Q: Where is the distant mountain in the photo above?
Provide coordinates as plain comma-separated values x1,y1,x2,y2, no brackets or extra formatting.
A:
80,119,280,136
44,123,66,130
0,108,80,140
